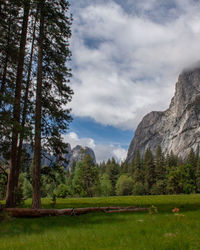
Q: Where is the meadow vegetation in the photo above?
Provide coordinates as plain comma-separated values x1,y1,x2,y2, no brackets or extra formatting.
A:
1,194,200,249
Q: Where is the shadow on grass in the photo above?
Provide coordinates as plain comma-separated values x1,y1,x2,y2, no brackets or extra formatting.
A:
0,212,127,237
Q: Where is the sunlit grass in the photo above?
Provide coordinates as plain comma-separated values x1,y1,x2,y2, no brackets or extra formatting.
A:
1,194,200,249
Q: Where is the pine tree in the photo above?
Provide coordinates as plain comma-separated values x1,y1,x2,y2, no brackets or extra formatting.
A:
196,159,200,193
166,150,178,167
144,148,155,194
15,3,39,196
72,154,99,197
0,0,73,207
132,150,143,184
32,0,73,208
187,148,197,180
0,1,20,108
106,158,120,195
6,0,31,207
32,0,45,209
154,146,166,194
0,1,21,159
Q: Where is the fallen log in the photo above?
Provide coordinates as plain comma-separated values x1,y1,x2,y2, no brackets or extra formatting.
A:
2,206,148,218
3,208,72,217
105,208,148,213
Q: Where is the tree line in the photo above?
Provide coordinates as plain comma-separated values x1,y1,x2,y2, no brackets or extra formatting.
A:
0,0,73,208
1,146,200,201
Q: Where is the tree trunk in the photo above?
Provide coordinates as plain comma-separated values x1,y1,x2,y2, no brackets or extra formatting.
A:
14,6,39,198
32,0,45,209
6,0,30,208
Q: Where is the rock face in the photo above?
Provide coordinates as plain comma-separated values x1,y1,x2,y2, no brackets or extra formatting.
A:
68,145,96,168
127,66,200,162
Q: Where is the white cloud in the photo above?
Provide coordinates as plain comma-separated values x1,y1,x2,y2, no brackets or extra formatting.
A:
113,147,127,161
69,0,200,130
63,132,127,163
63,132,96,149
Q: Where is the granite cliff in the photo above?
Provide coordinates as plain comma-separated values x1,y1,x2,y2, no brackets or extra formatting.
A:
127,66,200,162
67,145,96,168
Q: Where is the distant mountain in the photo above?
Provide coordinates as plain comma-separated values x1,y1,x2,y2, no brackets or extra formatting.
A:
68,145,96,168
23,143,96,168
126,65,200,162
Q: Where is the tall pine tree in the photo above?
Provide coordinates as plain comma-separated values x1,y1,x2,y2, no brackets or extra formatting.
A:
32,0,73,208
6,0,31,207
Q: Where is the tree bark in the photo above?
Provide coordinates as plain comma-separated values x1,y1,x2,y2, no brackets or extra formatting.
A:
32,0,45,209
6,0,30,208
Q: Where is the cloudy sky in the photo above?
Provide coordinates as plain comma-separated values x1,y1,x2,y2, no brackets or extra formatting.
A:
65,0,200,163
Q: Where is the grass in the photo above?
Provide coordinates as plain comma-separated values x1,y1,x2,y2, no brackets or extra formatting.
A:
1,194,200,249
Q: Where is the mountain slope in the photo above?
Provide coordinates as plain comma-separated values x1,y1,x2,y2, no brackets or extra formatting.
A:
127,66,200,162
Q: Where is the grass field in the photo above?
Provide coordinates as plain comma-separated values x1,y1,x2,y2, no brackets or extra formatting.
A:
1,194,200,249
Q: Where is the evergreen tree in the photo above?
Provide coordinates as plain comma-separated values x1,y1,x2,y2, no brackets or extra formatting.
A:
6,0,31,208
0,0,20,109
32,0,45,209
120,161,129,174
166,150,178,167
143,148,155,194
132,151,145,195
15,2,39,198
166,164,195,194
106,158,120,195
0,0,73,207
72,155,99,197
32,0,73,208
187,148,197,181
0,1,21,169
153,146,166,194
196,159,200,193
132,150,144,184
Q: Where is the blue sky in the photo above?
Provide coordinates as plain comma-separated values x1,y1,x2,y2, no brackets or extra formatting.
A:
64,0,200,162
69,117,133,148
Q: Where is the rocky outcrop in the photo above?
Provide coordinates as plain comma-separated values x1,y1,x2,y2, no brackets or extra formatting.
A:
126,65,200,162
68,145,96,168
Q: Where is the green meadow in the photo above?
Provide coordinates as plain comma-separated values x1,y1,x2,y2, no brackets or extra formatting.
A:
1,194,200,250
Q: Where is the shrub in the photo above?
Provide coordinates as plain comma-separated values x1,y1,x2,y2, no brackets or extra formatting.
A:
116,175,133,196
22,178,32,199
55,184,71,198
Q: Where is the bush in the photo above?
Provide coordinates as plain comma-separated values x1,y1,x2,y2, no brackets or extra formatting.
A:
55,184,71,198
22,178,32,199
116,175,133,196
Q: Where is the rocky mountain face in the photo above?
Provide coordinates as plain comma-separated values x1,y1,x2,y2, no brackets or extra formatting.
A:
67,145,96,168
24,144,96,168
126,66,200,162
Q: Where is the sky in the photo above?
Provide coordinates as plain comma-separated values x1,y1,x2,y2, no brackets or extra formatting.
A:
64,0,200,163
